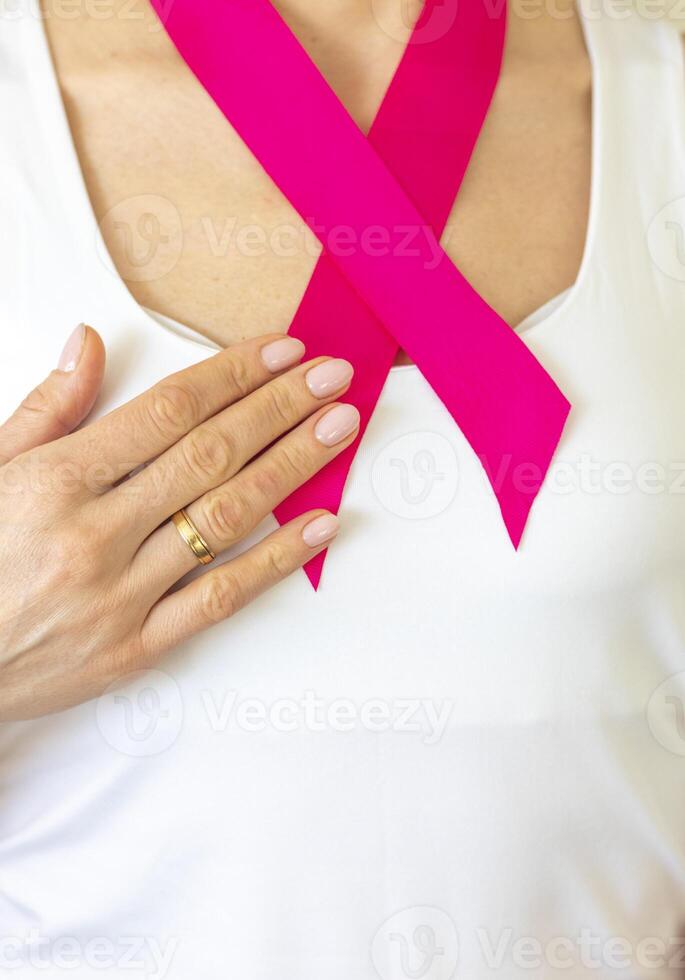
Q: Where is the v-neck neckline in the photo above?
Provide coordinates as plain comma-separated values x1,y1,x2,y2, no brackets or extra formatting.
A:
30,0,600,357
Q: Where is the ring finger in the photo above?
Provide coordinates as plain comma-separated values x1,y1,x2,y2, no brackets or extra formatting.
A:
131,400,361,593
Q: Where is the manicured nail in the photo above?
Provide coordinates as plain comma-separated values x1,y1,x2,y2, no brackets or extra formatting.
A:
261,336,305,372
315,403,361,447
302,513,340,548
58,323,86,373
306,358,354,398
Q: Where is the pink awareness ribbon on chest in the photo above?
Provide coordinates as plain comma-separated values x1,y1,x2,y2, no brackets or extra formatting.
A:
150,0,571,588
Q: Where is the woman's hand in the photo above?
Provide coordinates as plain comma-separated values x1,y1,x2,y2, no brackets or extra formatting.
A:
0,325,359,721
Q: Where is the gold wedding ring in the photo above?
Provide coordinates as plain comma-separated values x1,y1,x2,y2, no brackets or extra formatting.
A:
171,508,216,565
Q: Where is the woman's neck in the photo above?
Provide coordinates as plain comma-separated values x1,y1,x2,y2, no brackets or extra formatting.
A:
41,0,413,128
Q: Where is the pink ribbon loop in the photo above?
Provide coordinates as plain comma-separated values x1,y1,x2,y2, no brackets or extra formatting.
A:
151,0,571,588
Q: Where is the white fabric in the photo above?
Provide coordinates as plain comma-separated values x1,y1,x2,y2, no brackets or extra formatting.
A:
1,3,685,978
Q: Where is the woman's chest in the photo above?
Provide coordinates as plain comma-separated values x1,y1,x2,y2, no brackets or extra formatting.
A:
42,0,591,347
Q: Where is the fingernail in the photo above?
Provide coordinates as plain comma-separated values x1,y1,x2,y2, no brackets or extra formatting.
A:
302,513,340,548
314,403,361,447
261,336,305,372
58,323,86,373
306,358,354,398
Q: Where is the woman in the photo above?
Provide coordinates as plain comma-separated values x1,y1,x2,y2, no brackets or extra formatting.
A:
1,0,685,975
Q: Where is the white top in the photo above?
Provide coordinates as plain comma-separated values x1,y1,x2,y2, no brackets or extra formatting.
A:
2,4,685,978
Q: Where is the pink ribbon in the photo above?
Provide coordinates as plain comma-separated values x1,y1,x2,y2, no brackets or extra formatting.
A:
151,0,571,588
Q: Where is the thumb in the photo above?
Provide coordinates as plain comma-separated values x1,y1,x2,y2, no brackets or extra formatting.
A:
0,324,106,464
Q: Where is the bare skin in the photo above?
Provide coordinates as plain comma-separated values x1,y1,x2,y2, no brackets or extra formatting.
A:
42,0,593,356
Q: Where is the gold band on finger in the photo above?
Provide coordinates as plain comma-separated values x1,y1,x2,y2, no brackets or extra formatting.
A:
171,508,216,565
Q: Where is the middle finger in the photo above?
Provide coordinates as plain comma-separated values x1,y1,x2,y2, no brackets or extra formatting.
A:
130,399,361,593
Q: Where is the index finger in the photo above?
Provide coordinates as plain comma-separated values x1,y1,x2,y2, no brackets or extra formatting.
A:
71,333,306,484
